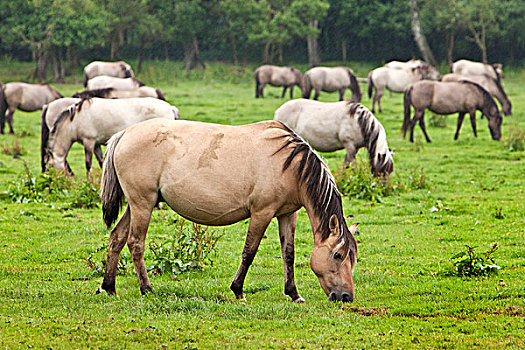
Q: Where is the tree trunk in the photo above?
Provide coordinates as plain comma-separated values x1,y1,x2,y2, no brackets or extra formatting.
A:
409,0,438,67
138,44,144,74
231,38,238,66
183,37,205,70
33,48,49,82
307,20,320,67
278,45,283,65
263,42,271,63
446,30,455,66
341,39,347,62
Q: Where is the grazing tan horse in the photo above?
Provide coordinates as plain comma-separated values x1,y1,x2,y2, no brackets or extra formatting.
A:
303,67,362,102
451,59,503,82
254,65,304,98
0,82,63,134
86,76,144,91
46,98,179,177
403,80,502,143
441,73,512,116
73,87,165,100
41,98,82,173
100,119,359,302
83,61,134,87
274,100,394,176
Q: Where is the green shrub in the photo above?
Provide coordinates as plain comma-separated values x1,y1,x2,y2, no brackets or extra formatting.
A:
428,113,447,128
1,138,25,158
147,219,224,275
502,124,525,152
445,243,501,277
86,242,131,277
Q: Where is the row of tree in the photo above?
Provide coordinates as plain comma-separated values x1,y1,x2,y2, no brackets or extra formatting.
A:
0,0,523,82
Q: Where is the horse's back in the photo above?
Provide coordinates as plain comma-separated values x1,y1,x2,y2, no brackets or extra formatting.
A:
452,59,498,80
5,82,54,111
306,67,348,91
113,119,301,225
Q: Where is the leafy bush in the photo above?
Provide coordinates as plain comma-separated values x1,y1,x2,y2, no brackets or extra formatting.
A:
334,160,429,202
6,164,100,208
428,113,447,128
1,138,25,158
86,242,131,277
445,243,501,277
502,124,524,152
147,219,224,275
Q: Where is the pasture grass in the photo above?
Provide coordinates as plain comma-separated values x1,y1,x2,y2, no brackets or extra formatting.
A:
0,61,524,349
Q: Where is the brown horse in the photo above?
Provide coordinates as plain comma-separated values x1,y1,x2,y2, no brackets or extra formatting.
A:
100,119,358,302
83,61,134,87
254,65,304,98
302,66,362,102
73,87,165,100
441,73,512,116
0,82,63,134
402,80,502,143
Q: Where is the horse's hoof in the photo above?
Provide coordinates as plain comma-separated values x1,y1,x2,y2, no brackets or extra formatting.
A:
293,296,305,303
140,285,154,295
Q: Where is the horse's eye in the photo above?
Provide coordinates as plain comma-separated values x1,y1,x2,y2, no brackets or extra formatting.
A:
333,252,342,260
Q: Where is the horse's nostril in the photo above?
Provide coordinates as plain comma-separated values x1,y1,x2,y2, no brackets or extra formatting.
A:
328,292,337,301
342,293,353,303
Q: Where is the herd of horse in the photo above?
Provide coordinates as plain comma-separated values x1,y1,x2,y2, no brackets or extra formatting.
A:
0,57,511,303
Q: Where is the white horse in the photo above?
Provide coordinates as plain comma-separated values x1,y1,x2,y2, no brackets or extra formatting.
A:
45,97,180,177
367,66,428,113
73,86,165,100
384,59,424,70
83,61,134,87
441,73,512,116
451,59,503,82
274,99,394,177
41,98,82,172
302,67,362,102
86,76,144,91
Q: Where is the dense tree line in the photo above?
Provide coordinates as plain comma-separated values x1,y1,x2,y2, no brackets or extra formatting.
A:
0,0,523,82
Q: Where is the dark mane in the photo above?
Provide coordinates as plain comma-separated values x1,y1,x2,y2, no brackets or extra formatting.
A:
132,77,145,87
459,80,498,112
73,88,114,99
490,64,501,84
348,102,394,176
272,122,357,264
51,106,75,134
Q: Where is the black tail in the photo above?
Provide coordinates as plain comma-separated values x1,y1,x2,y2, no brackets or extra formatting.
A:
41,105,50,172
101,130,126,228
347,69,362,102
0,83,7,134
402,86,413,138
302,74,312,99
83,71,88,88
255,70,260,98
155,89,166,100
367,72,374,99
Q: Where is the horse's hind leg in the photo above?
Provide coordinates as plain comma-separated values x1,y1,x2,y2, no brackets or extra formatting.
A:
230,209,273,301
6,108,16,134
418,115,432,143
468,110,477,137
100,205,131,295
127,196,157,295
281,86,287,98
454,112,466,140
409,109,425,142
83,140,97,178
277,211,304,303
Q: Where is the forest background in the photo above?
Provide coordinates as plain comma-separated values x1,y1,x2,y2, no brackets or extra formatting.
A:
0,0,524,83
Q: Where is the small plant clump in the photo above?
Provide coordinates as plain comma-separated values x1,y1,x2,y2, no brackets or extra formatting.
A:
445,243,501,277
86,242,131,277
1,138,25,158
428,113,447,128
148,219,224,276
502,124,525,152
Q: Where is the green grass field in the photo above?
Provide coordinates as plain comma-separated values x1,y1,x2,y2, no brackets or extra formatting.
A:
0,61,524,349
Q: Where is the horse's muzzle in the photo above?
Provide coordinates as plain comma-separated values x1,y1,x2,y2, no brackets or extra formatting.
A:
328,291,353,303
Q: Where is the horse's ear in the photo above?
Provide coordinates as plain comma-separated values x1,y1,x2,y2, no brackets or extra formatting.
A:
329,214,339,232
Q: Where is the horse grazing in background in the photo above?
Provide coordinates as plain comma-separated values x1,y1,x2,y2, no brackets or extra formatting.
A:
83,61,134,87
0,82,63,134
45,97,179,177
41,98,82,173
254,65,304,98
402,80,502,143
99,118,358,302
274,99,394,177
73,86,165,100
368,66,436,113
86,76,144,91
441,73,512,116
384,59,425,70
451,59,503,82
303,67,362,102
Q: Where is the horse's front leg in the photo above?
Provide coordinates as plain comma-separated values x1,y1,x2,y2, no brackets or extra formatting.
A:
230,210,273,301
313,88,321,100
289,85,294,99
83,140,96,179
468,110,477,137
94,145,104,168
343,144,357,168
454,112,466,140
277,211,304,303
339,88,347,101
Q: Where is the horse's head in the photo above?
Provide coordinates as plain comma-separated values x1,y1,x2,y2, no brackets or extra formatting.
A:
487,109,503,141
310,216,358,302
121,63,134,78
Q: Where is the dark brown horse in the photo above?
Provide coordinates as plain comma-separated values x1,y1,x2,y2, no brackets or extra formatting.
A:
0,82,63,134
254,65,304,98
403,80,502,142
